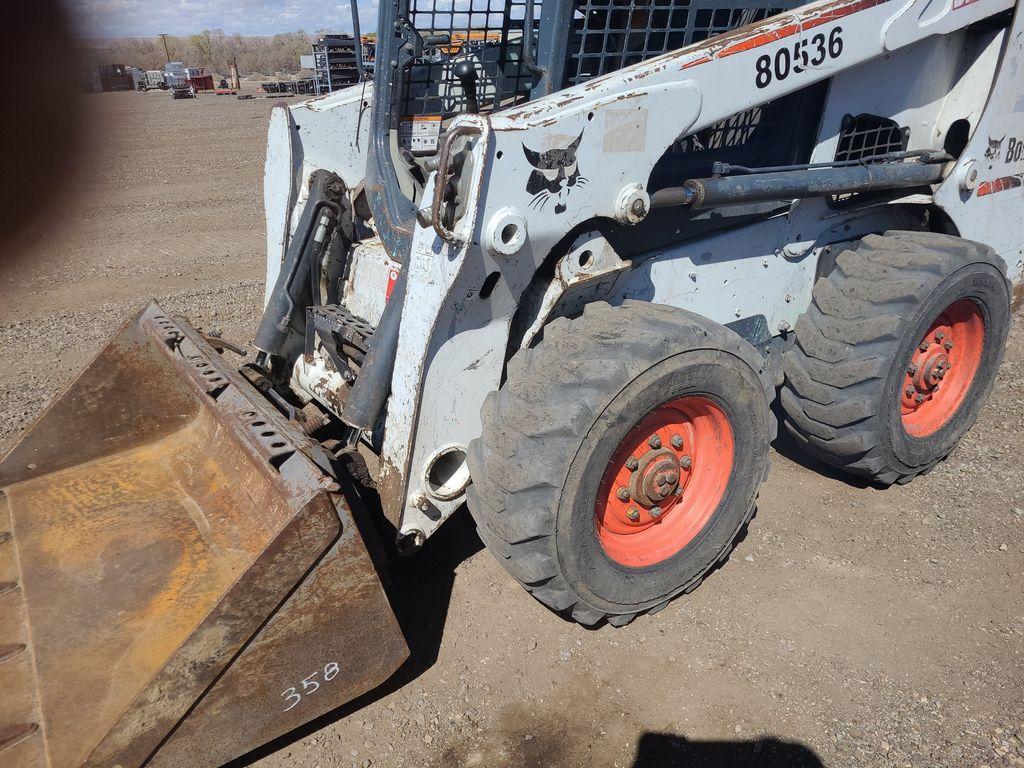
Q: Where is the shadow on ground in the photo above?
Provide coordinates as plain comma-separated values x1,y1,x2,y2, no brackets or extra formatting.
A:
224,402,835,768
631,732,824,768
429,729,824,768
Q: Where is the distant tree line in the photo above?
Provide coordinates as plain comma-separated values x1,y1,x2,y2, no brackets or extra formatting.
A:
83,30,375,77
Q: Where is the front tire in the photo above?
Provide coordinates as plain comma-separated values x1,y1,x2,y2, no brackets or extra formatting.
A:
467,301,773,626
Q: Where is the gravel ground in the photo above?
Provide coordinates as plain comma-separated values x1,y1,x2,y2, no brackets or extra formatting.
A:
1,91,1022,768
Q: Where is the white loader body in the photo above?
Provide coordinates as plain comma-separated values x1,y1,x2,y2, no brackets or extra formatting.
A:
263,0,1024,543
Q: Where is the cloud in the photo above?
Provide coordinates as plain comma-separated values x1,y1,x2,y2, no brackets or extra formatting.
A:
68,0,380,37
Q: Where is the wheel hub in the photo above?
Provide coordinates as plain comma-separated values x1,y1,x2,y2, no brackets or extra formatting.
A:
595,396,734,567
627,446,689,511
906,341,951,401
901,299,985,437
609,435,697,530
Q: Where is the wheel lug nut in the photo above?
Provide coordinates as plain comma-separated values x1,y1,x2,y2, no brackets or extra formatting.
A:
670,434,684,449
919,341,930,352
616,488,630,501
649,506,663,518
625,456,639,471
943,340,953,351
679,455,692,469
648,434,662,449
905,386,914,397
935,331,945,342
915,393,926,404
907,363,918,376
626,507,640,522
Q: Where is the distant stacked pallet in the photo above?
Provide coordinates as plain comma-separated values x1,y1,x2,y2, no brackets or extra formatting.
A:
270,79,316,95
97,64,133,92
311,35,362,94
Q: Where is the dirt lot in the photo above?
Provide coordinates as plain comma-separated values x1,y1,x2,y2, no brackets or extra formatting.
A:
1,91,1022,768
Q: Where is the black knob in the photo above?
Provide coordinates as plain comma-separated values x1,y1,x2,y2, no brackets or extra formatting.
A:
453,60,479,114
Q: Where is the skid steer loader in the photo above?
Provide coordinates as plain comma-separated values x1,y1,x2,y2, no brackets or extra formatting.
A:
3,0,1023,764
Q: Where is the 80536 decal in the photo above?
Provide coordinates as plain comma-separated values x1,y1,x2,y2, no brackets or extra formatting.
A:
755,26,844,89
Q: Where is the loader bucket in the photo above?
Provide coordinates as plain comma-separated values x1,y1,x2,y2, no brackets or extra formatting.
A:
0,303,408,768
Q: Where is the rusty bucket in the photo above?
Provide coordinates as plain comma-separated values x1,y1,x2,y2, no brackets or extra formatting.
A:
0,303,408,768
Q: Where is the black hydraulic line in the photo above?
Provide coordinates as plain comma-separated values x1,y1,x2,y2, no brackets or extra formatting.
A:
254,171,341,357
341,263,408,430
281,200,339,323
306,206,339,315
650,160,946,210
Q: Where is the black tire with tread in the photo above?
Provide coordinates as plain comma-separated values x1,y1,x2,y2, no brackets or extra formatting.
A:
467,301,774,627
781,230,1011,486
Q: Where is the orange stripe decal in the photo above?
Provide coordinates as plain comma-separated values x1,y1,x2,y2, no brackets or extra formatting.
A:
976,175,1023,197
679,0,889,69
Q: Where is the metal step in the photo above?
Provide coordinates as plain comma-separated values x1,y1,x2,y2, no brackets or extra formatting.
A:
308,304,376,366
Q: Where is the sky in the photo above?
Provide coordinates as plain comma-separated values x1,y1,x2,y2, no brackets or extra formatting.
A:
68,0,380,37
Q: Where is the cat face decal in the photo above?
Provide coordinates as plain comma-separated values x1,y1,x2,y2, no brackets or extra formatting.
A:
985,135,1005,160
522,132,588,214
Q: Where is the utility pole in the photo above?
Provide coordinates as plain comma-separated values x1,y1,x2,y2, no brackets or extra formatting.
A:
158,33,171,63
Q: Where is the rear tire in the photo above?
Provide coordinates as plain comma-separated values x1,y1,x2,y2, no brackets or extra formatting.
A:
781,231,1011,485
467,301,773,626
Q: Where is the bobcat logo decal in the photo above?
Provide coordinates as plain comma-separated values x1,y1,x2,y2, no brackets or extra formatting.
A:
985,135,1005,160
522,132,588,214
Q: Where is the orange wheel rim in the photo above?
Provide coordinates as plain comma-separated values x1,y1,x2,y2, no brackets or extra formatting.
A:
901,299,985,437
595,396,734,568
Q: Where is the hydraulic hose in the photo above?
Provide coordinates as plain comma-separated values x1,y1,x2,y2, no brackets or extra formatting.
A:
254,170,342,358
341,264,407,430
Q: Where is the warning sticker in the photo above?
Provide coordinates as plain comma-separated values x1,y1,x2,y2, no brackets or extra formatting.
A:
385,264,401,301
399,115,442,155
